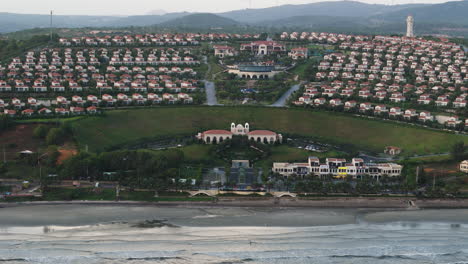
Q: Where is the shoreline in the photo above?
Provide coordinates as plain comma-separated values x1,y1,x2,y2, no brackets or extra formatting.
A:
3,197,468,209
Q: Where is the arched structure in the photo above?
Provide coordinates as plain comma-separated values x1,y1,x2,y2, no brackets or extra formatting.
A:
197,130,233,144
197,123,282,144
228,65,280,79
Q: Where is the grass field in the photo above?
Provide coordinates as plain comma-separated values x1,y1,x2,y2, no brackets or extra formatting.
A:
70,106,468,155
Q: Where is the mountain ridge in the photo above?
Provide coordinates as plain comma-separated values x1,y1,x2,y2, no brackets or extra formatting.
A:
0,1,467,35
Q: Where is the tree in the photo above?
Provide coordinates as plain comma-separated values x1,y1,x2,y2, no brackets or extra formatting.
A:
450,141,467,161
46,128,64,145
33,125,49,139
0,115,13,132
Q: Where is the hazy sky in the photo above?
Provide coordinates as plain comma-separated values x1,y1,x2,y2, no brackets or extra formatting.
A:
2,0,459,16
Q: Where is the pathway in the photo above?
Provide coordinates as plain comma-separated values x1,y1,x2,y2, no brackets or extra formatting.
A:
204,81,219,106
202,55,221,106
270,82,303,107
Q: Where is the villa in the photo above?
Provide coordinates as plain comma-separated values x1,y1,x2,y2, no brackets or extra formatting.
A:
288,47,308,60
240,40,286,55
213,45,236,58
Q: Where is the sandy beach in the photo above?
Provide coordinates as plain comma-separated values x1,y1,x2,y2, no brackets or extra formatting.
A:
2,204,468,263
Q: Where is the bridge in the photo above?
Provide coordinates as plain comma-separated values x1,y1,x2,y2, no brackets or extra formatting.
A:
188,190,219,197
271,192,297,198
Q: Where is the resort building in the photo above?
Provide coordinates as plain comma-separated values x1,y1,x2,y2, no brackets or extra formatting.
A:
197,123,283,144
240,41,286,55
228,65,281,79
272,156,402,179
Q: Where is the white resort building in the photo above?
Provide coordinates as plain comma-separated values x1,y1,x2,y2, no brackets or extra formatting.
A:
228,65,282,79
273,156,402,179
197,123,283,144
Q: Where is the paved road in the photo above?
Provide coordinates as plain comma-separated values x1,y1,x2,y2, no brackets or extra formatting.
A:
204,80,219,106
270,82,302,107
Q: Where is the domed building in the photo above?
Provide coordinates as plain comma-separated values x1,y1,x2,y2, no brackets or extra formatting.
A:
197,123,282,144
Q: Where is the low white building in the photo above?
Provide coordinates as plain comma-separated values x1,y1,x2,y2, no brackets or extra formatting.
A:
273,156,402,180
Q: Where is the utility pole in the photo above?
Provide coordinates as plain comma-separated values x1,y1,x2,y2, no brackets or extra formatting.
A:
415,166,419,185
2,146,5,164
50,10,53,42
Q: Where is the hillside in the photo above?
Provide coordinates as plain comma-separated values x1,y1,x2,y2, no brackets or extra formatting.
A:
102,12,189,27
0,12,117,33
219,1,427,23
0,12,188,33
159,13,241,28
373,0,468,25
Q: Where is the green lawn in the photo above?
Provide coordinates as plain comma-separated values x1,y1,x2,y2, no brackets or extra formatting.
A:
0,162,39,180
71,106,468,155
152,144,224,166
42,187,117,201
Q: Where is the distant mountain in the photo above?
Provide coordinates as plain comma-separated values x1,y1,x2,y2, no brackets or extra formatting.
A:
103,12,189,27
0,12,189,33
0,13,118,33
219,1,427,23
257,15,367,28
372,0,468,25
159,13,241,28
0,0,467,36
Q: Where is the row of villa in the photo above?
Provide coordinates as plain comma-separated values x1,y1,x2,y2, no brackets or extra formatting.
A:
1,48,202,92
0,92,193,111
297,82,468,107
295,96,465,127
59,33,261,46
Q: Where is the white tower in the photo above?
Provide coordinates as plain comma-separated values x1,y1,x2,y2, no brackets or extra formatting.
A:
406,15,414,38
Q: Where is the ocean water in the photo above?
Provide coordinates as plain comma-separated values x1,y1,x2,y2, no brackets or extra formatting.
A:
1,206,468,264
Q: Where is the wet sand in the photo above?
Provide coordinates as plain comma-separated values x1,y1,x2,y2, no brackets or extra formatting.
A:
1,203,468,227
